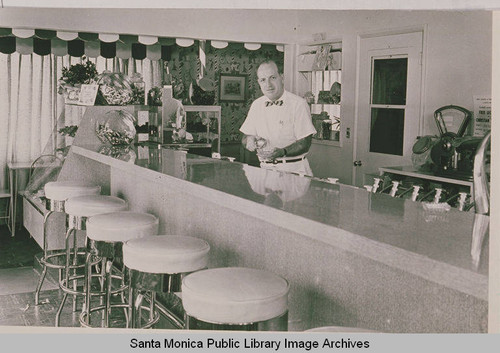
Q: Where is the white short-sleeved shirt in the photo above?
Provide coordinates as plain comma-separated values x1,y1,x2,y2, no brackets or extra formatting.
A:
240,90,316,152
242,165,311,203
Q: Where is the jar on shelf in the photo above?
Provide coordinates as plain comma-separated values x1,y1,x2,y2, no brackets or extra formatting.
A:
95,109,137,146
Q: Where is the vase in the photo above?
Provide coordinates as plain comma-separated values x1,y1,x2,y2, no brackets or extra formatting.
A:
95,109,137,146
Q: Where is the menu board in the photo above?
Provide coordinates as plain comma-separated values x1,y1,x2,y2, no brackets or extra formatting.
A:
472,96,491,137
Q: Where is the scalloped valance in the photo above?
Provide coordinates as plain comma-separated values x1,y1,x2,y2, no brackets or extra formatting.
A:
0,28,284,59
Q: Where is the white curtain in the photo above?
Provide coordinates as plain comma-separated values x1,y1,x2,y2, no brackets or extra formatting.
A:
0,52,58,191
0,53,162,190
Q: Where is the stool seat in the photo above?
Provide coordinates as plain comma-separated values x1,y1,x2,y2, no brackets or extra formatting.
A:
44,181,101,201
65,195,128,217
182,267,289,325
86,211,159,243
123,235,210,274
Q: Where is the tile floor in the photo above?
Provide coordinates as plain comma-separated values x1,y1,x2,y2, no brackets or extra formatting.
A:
0,224,175,329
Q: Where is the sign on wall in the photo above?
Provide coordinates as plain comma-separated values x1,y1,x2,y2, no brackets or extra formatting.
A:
472,96,491,137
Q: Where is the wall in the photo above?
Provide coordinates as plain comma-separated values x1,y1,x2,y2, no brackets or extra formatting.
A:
166,43,283,142
0,8,492,183
288,10,492,183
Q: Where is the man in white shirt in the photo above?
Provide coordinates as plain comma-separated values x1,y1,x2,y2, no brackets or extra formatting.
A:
240,60,316,175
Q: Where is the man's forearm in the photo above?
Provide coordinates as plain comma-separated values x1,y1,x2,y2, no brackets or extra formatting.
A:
276,134,313,158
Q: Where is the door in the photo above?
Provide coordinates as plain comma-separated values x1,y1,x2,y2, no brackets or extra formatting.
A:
354,32,423,186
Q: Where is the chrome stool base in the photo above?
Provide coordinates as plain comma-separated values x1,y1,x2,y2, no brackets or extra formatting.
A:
55,214,98,326
80,240,128,328
127,270,186,329
185,311,289,331
35,199,69,306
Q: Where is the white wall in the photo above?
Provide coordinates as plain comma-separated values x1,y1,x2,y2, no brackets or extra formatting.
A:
289,10,492,182
0,8,492,183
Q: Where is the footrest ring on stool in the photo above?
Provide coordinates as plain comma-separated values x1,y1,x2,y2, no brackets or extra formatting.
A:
41,250,87,270
78,303,130,328
60,274,127,297
131,305,161,329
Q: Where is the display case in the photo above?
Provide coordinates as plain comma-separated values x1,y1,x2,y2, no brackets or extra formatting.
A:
296,42,342,145
160,105,221,157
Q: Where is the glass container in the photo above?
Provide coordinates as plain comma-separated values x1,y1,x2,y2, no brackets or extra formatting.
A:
95,109,137,146
411,135,438,170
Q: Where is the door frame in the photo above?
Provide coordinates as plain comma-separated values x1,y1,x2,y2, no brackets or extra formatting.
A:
352,28,427,186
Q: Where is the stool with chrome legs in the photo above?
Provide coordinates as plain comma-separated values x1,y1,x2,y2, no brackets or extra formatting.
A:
181,267,289,331
122,235,210,328
35,181,101,306
79,211,159,328
55,195,128,326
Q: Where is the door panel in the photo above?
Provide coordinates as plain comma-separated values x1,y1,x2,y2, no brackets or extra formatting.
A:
354,32,423,187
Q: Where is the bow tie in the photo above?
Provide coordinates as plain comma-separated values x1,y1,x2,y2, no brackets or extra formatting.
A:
265,100,283,107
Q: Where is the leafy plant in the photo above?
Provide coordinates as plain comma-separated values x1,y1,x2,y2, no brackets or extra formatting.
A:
58,125,79,137
58,59,98,94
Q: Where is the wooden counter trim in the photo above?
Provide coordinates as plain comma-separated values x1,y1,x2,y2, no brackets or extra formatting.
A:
72,145,488,301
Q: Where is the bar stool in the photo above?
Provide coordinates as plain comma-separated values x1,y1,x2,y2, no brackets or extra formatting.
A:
35,181,101,306
182,267,289,331
79,211,159,328
122,235,210,328
55,195,129,326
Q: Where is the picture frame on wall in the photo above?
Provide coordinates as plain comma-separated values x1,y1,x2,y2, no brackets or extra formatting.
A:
219,73,247,102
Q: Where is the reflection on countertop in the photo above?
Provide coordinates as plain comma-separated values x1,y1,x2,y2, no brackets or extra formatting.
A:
75,141,489,277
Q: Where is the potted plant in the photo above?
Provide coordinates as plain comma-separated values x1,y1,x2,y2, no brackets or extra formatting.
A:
58,59,98,104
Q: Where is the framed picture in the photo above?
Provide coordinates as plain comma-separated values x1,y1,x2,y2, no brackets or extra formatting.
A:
219,73,247,102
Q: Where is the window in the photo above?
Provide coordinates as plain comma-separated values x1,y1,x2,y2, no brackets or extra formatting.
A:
369,56,408,155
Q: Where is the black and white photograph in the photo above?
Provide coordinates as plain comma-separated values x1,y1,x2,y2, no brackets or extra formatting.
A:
219,73,247,102
0,0,498,348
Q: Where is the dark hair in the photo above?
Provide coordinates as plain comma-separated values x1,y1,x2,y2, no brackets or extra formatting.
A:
257,60,283,75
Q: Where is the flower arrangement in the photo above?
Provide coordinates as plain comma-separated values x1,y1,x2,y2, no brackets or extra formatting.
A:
58,60,98,101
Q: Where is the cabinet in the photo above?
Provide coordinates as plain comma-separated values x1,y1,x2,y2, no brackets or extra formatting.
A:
297,42,342,145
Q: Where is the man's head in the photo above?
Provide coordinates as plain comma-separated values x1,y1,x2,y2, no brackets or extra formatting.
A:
257,60,284,101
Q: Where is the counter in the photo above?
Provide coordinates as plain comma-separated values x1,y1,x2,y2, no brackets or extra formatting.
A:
34,106,489,332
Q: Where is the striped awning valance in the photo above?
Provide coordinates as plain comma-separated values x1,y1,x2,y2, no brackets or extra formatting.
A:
0,28,284,59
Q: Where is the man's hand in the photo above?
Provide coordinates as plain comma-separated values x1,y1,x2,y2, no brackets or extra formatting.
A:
257,147,285,161
243,135,269,152
242,135,257,151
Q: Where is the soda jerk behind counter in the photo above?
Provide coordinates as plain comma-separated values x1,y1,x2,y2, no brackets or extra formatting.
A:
129,337,371,350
